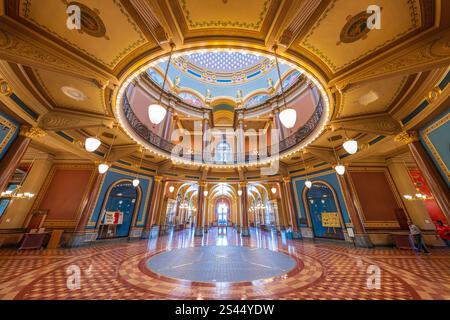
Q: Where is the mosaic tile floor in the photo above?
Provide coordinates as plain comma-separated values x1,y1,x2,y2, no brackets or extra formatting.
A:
0,227,449,300
146,246,297,283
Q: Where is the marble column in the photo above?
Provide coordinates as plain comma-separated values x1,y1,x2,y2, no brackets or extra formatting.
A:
195,182,205,236
396,131,450,220
240,182,250,236
0,127,32,193
338,173,373,247
282,177,301,239
273,108,285,141
142,176,163,238
237,115,245,163
161,107,173,141
202,114,209,161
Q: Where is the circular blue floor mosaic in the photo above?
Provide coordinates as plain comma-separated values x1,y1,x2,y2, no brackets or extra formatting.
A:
146,246,297,283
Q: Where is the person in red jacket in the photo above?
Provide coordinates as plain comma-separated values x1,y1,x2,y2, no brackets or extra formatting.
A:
436,220,450,247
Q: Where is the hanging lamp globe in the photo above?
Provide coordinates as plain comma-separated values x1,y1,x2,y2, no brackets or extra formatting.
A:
279,108,297,128
85,137,101,152
237,189,242,196
98,163,109,174
305,180,312,188
203,190,209,197
148,103,167,124
169,185,175,193
271,187,277,194
132,179,140,187
335,164,346,175
343,139,358,154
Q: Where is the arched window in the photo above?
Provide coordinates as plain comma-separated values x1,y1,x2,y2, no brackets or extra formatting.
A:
215,141,233,163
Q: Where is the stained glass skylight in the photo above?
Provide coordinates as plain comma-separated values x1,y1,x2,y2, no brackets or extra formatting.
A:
184,51,265,73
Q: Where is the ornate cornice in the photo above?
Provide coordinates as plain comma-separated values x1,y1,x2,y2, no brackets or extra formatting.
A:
394,131,419,144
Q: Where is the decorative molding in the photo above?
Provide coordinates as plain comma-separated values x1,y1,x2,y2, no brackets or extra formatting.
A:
394,131,419,144
331,114,402,135
38,111,114,130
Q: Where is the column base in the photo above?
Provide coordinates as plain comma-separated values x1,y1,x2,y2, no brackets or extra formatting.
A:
64,231,97,247
128,227,143,239
300,227,314,238
292,230,302,239
194,227,204,237
353,234,374,248
241,227,250,237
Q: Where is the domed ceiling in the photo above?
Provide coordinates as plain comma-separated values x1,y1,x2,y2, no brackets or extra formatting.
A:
148,50,298,107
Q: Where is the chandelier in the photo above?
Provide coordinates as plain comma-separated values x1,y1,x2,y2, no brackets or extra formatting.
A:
403,193,433,201
273,44,296,129
148,43,175,125
0,187,35,200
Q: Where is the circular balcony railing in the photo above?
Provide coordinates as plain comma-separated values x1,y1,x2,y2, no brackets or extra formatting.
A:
123,95,323,165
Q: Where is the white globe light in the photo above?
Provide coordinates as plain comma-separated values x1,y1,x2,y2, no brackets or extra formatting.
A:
343,139,358,154
237,190,242,196
203,190,209,197
148,103,167,124
305,180,312,188
85,137,101,152
132,179,140,187
335,164,346,175
98,163,109,174
279,108,297,128
169,185,175,193
271,187,277,194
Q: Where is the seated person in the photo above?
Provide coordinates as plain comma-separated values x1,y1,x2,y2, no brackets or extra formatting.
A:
408,220,430,254
436,220,450,247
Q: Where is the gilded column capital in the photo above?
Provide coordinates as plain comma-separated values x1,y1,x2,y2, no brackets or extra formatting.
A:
154,175,163,182
19,126,47,139
282,176,291,183
238,181,247,188
198,181,207,187
395,131,419,144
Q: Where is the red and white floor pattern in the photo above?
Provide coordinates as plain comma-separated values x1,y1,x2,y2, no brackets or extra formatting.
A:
0,228,449,300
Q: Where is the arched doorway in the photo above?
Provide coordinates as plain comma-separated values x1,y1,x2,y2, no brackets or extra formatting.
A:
304,182,345,240
97,181,140,239
215,197,230,226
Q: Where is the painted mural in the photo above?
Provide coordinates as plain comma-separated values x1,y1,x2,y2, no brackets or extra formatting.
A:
0,111,19,160
420,110,450,187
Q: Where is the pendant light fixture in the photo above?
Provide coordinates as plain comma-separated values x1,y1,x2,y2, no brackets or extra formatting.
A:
342,131,358,154
98,125,118,174
237,189,242,196
148,43,175,125
85,127,101,152
273,45,296,129
330,136,345,175
203,190,208,197
301,151,312,188
169,185,175,193
132,147,145,187
85,137,101,152
271,187,277,194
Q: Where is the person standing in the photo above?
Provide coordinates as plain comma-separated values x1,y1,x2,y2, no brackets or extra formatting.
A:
408,221,430,254
436,220,450,247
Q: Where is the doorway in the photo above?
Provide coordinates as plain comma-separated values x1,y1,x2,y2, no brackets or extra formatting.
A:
305,183,345,240
98,181,139,239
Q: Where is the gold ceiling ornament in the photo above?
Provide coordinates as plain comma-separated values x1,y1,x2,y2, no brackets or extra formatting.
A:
394,131,419,145
20,126,47,139
426,87,442,103
0,79,13,96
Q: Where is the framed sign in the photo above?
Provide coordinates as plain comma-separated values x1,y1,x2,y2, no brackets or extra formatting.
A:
321,212,340,228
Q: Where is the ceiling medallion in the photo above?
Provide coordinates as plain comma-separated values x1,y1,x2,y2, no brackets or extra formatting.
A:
61,86,86,101
337,11,379,45
65,1,109,39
